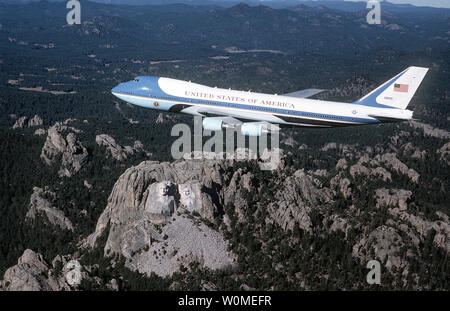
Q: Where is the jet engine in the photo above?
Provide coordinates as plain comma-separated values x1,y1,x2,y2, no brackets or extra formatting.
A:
240,123,266,136
202,117,225,131
240,122,280,136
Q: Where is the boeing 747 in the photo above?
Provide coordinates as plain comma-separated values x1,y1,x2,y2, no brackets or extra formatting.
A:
111,66,428,136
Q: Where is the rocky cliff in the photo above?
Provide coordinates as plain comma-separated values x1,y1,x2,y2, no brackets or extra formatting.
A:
26,187,74,231
95,134,144,161
12,115,43,129
85,155,240,277
41,120,89,177
0,250,79,291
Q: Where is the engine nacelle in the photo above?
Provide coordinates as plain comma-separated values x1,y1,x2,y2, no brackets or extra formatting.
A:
202,117,224,131
240,122,280,136
240,123,265,136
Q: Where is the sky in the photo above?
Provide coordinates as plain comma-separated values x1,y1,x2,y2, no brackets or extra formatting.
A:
343,0,450,9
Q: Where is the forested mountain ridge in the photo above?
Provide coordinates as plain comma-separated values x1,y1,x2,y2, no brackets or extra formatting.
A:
0,1,448,290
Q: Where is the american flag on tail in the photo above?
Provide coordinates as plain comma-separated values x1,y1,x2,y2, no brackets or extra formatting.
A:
394,83,409,92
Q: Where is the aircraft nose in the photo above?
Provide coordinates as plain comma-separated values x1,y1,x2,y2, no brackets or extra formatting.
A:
111,83,123,94
111,81,131,94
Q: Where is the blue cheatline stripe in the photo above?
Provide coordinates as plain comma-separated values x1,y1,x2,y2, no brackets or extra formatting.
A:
115,76,379,124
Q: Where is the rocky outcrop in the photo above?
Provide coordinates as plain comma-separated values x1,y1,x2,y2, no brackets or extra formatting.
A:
409,121,450,139
348,163,392,182
95,134,143,161
437,142,450,165
0,250,100,291
335,158,348,170
402,142,426,160
41,121,89,177
34,128,46,136
330,174,352,199
155,113,177,124
328,214,352,237
26,187,74,231
266,170,333,233
375,153,419,183
389,207,450,254
321,143,358,157
353,225,407,271
0,250,71,291
85,156,242,277
12,115,43,129
281,136,296,147
375,188,412,211
84,148,286,277
374,188,449,253
123,214,236,277
337,152,418,183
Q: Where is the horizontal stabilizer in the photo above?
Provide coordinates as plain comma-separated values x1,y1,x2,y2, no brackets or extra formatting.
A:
282,89,326,98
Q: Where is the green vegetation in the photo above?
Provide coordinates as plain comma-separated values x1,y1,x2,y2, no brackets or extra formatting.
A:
0,1,448,290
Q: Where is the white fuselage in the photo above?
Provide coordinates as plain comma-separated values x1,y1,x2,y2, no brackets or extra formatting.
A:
112,76,413,128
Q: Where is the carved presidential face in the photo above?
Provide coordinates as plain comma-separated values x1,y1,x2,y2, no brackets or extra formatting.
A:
157,182,171,196
179,184,191,198
179,183,200,210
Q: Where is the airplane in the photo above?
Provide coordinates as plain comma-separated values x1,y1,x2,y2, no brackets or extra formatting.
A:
111,66,428,136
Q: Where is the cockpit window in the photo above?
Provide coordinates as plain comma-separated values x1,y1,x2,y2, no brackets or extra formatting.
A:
134,78,139,82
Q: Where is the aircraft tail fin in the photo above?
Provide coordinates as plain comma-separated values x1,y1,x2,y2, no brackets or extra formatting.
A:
354,66,429,109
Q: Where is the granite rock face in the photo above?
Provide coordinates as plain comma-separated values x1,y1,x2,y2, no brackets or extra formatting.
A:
409,121,450,139
266,169,333,233
12,115,43,129
375,188,412,211
352,225,407,270
26,187,74,231
0,250,71,291
34,128,46,136
0,250,101,291
84,147,336,277
85,157,239,277
41,120,89,177
437,142,450,165
95,134,144,161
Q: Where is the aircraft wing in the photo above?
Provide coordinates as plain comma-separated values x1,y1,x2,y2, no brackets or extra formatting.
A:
197,108,280,133
197,108,245,124
282,89,326,98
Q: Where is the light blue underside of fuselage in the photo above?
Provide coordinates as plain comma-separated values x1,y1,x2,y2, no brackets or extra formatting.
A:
112,76,380,126
113,93,175,111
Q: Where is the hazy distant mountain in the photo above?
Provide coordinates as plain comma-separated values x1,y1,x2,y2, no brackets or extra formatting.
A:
1,0,449,14
0,0,448,59
0,0,449,292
